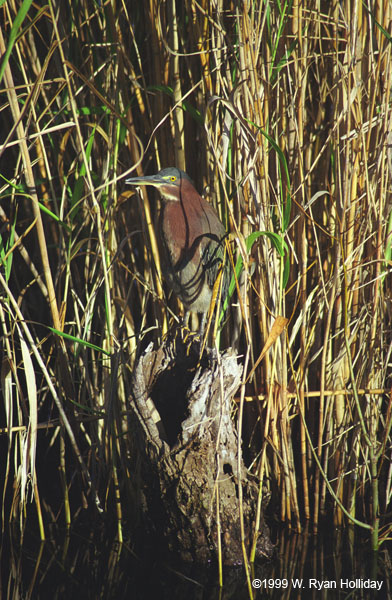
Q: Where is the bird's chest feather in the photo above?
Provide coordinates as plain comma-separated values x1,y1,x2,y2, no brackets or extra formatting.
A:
157,195,226,312
160,201,202,266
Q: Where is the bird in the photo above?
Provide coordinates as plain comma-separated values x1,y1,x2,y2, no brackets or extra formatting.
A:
125,167,229,336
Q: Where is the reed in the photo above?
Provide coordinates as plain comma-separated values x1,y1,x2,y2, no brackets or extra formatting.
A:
1,0,391,555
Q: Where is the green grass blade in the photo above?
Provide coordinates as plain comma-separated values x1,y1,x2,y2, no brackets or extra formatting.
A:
48,326,111,356
0,0,34,84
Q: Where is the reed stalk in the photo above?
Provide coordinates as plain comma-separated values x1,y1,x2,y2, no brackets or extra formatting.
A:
1,0,391,561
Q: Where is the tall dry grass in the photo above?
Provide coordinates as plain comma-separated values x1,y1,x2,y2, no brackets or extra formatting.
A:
1,0,391,554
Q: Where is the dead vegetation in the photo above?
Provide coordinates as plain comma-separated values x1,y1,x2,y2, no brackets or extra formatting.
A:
1,0,392,566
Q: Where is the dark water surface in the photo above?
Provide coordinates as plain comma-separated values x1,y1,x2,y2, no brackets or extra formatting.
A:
1,515,391,599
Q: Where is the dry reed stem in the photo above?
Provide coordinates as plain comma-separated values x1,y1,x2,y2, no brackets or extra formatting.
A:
1,0,391,551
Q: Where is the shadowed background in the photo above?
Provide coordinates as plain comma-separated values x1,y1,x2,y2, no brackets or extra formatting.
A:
0,0,391,563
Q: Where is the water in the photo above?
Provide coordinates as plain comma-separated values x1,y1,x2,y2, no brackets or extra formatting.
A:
2,515,391,599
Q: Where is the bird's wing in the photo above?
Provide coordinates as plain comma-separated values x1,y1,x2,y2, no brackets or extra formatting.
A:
199,206,229,295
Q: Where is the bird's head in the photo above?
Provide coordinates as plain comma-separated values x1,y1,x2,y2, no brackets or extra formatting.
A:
125,167,195,202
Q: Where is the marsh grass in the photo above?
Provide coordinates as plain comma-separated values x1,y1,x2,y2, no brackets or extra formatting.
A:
1,0,392,558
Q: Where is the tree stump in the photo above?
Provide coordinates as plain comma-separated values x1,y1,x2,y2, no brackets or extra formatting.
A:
129,337,273,565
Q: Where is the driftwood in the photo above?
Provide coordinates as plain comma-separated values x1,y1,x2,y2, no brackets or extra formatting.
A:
129,337,272,565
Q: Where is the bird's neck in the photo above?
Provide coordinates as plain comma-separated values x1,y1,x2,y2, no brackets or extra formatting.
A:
161,198,202,248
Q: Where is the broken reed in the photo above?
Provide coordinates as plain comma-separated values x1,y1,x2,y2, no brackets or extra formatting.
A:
1,0,391,551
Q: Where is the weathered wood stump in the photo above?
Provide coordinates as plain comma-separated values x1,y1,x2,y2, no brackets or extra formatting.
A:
129,336,272,564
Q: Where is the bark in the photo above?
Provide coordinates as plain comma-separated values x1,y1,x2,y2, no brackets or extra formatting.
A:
129,337,273,565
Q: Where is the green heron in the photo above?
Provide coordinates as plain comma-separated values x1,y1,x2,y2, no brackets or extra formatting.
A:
126,167,229,334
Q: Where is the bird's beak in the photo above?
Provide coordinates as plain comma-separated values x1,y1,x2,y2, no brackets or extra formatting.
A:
125,174,162,187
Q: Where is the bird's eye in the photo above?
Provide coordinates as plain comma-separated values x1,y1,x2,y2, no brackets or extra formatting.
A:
170,176,176,182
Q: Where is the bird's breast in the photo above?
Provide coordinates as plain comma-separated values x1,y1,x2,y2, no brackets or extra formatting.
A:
161,200,201,260
159,199,213,311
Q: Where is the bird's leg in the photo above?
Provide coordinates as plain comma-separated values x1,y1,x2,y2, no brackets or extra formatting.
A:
181,310,205,356
183,310,190,328
179,309,191,343
181,311,209,359
198,312,207,339
196,311,209,360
